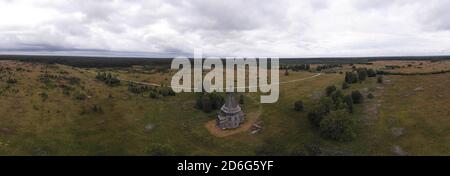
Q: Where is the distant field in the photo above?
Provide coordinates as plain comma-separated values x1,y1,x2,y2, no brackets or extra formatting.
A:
353,60,450,74
0,59,448,156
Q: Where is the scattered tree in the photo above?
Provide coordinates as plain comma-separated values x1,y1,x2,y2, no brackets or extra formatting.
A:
239,94,245,105
294,100,304,112
325,85,337,96
319,110,357,142
351,91,364,104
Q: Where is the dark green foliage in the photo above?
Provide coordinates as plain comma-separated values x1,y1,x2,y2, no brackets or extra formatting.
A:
345,72,359,84
294,100,304,112
367,93,374,99
201,96,213,113
282,64,310,72
128,84,151,94
325,85,337,96
195,92,224,113
239,94,245,105
159,86,175,97
144,143,175,156
344,95,354,113
367,69,377,77
149,92,159,99
357,69,367,82
351,91,364,104
96,72,120,86
316,64,341,71
342,82,350,89
319,110,357,142
331,90,344,103
308,97,333,127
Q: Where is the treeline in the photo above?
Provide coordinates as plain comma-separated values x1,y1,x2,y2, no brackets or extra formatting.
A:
315,64,342,71
377,69,450,76
280,64,311,71
0,55,172,68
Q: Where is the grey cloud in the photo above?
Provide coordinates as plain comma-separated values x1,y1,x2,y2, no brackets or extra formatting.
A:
0,0,450,57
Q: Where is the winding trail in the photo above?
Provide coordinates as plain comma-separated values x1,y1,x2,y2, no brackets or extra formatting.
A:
90,69,322,90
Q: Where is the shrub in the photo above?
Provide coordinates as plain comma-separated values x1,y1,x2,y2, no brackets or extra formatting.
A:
239,94,245,105
308,97,333,127
345,72,359,84
159,87,175,97
144,143,175,156
319,110,357,142
195,93,224,113
149,92,159,99
331,90,344,103
367,69,377,77
325,85,337,96
342,82,350,89
201,96,213,113
351,91,364,104
294,100,304,112
357,69,367,82
344,95,354,113
96,72,120,86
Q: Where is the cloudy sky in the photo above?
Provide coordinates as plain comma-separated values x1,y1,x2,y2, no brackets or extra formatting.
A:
0,0,450,57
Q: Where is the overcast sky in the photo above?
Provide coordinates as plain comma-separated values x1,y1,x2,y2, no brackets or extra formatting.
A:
0,0,450,57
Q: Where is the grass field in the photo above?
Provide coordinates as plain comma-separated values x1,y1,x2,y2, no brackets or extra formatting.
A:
0,60,448,156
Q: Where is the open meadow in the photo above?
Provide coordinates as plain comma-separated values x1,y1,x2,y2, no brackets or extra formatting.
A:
0,59,448,156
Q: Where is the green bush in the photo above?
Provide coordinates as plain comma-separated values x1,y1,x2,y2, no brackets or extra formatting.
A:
239,94,245,105
342,82,350,89
96,72,120,86
294,100,304,112
319,110,357,142
331,90,344,103
344,95,354,113
367,69,377,77
308,97,333,127
325,85,337,96
357,69,367,82
351,91,364,104
144,143,175,156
